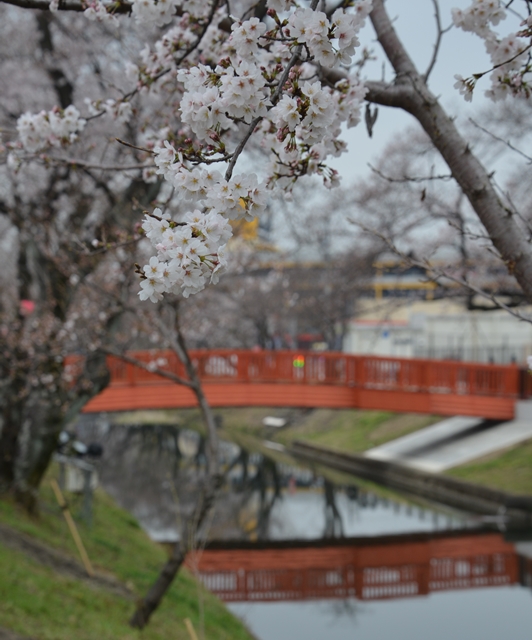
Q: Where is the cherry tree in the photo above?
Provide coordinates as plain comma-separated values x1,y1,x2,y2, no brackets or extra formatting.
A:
0,9,162,509
1,0,532,626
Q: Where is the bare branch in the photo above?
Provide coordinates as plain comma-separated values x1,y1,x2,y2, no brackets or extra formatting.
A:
469,118,532,164
101,347,195,388
423,0,452,83
115,138,154,154
42,157,154,171
0,0,132,13
355,221,532,325
368,163,453,183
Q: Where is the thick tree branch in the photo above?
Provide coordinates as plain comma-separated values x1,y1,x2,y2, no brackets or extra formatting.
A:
367,0,532,303
0,0,132,12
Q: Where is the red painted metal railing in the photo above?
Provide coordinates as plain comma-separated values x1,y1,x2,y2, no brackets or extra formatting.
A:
78,350,526,417
98,349,520,397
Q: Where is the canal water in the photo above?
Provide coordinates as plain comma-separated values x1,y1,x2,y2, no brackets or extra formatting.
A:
89,422,532,640
199,483,532,640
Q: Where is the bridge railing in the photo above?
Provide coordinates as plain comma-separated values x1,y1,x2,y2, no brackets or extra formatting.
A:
196,551,518,602
97,349,521,399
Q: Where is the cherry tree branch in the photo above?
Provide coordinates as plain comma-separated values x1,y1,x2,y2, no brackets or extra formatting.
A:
423,0,452,83
44,156,154,171
356,220,531,323
368,163,453,183
469,118,532,164
0,0,132,12
224,0,320,181
367,0,532,304
101,347,195,388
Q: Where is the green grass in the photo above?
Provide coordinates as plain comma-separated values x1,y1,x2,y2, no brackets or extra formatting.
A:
115,407,440,455
0,477,255,640
266,409,440,453
447,439,532,495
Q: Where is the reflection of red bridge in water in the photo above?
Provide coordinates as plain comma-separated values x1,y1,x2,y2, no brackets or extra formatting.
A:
83,349,529,419
185,531,532,603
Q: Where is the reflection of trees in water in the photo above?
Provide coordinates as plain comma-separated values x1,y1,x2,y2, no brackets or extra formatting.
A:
74,416,356,542
75,419,248,539
225,447,249,485
248,456,282,540
324,597,362,622
323,480,344,538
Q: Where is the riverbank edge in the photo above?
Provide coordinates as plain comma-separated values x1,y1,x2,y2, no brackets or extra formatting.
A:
288,441,532,527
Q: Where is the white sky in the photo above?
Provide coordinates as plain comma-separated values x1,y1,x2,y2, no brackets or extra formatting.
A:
330,0,524,182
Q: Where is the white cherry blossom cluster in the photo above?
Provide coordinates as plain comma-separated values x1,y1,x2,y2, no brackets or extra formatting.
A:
130,0,181,27
153,143,268,220
138,20,196,78
139,208,232,300
83,0,119,25
15,106,86,153
264,75,367,187
178,60,272,141
11,1,378,303
453,0,531,100
285,5,371,67
271,81,335,143
452,0,506,38
266,0,292,13
85,98,133,123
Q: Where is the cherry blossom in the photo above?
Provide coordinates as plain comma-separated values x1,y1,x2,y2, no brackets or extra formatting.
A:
14,106,86,153
7,0,532,303
453,0,532,100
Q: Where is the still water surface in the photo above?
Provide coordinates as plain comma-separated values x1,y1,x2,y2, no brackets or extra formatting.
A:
228,587,532,640
211,480,532,640
93,423,532,640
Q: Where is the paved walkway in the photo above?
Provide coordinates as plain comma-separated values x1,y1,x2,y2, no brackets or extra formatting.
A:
365,402,532,472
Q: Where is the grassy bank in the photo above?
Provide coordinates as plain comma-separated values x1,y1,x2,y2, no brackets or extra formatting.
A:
446,440,532,495
0,477,254,640
115,407,440,454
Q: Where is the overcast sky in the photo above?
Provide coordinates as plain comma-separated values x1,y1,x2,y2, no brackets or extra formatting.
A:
330,0,523,182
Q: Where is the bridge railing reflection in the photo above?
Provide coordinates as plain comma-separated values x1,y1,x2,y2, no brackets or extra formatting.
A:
188,533,520,603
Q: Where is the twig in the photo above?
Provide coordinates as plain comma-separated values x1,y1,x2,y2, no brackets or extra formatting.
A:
115,138,154,154
355,220,532,325
368,163,453,183
0,0,131,12
469,118,532,164
423,0,452,83
22,155,154,171
102,347,195,388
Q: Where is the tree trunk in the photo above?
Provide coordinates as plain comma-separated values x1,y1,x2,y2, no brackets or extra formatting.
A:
366,0,532,302
0,351,110,513
129,321,221,629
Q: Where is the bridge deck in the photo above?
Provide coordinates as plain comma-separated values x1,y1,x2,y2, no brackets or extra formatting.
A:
81,350,522,419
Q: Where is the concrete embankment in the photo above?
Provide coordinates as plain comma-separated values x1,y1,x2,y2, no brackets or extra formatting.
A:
289,441,532,527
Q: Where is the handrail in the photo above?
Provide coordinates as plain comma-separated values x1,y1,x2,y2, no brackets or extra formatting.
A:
72,349,523,399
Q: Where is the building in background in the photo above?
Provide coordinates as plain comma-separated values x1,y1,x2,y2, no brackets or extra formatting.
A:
345,299,532,364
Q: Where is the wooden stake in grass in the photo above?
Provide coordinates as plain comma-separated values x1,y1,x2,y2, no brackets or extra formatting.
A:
184,618,199,640
50,479,94,577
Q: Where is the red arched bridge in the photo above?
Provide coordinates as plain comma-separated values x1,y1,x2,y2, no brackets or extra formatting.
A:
185,530,527,602
81,350,529,419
